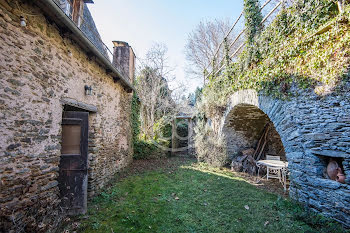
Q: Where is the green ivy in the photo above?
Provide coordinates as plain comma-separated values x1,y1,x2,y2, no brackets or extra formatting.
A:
244,0,263,67
131,92,140,145
202,0,349,114
131,93,171,159
244,0,263,45
133,140,159,160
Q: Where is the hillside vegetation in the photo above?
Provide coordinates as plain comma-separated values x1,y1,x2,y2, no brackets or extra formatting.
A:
201,0,350,114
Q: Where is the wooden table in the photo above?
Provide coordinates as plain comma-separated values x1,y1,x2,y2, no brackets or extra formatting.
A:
256,160,288,191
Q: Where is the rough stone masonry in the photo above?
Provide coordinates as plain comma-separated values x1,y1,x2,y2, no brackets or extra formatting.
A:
0,0,134,232
219,85,350,227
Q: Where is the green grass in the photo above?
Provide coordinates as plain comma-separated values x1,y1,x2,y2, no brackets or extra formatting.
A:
78,160,346,233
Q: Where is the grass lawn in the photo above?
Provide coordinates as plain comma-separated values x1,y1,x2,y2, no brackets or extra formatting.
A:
76,158,346,233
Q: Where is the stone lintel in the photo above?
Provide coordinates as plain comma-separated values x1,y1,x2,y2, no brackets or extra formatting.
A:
311,149,349,158
61,98,98,112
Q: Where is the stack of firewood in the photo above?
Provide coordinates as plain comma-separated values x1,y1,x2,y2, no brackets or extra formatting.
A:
231,123,270,175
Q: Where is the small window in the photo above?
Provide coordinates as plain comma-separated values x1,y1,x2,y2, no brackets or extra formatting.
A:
59,0,73,17
60,0,84,27
318,155,346,184
61,124,81,155
72,0,84,27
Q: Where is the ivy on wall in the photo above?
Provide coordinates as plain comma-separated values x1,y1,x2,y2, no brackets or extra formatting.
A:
131,92,140,145
244,0,263,45
131,92,157,159
243,0,264,72
200,0,349,116
131,92,171,159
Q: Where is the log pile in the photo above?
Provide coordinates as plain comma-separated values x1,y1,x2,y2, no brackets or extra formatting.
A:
231,123,270,175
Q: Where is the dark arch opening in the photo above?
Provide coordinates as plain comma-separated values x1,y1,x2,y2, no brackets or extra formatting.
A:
224,104,286,173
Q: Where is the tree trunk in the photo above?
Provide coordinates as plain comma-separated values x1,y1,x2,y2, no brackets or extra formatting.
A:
150,104,155,137
338,0,344,13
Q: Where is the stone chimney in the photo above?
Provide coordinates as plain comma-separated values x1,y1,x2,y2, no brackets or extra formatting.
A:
112,41,135,83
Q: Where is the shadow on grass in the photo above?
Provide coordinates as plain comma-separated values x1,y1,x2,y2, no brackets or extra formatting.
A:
76,161,347,233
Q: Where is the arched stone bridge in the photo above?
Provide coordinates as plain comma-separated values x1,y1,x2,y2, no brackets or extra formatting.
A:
218,89,350,226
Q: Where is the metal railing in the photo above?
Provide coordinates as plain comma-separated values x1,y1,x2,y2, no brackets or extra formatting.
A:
204,0,291,81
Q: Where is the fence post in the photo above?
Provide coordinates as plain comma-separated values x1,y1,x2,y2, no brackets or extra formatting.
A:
171,118,176,156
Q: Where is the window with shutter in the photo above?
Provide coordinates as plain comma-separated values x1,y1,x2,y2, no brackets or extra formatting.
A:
59,0,84,27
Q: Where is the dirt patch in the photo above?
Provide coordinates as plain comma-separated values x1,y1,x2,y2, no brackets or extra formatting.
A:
228,168,289,198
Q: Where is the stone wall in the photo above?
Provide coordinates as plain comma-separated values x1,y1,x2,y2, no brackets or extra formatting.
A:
223,104,285,160
219,87,350,227
112,41,135,83
0,1,132,232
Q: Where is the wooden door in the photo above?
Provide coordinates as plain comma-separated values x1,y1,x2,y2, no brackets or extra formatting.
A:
58,111,89,215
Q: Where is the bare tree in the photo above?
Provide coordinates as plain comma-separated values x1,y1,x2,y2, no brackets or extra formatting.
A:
185,18,245,83
185,1,299,83
136,43,180,139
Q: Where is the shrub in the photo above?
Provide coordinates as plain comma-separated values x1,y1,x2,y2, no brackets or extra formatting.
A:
202,0,349,114
132,94,169,159
194,118,228,167
133,140,165,160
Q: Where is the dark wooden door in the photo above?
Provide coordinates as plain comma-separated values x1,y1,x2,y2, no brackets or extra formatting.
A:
58,111,89,215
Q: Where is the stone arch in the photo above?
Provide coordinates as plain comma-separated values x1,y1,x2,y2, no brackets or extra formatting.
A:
219,89,350,227
219,89,293,162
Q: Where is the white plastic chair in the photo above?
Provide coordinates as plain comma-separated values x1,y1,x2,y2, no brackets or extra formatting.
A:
266,155,281,181
281,166,289,191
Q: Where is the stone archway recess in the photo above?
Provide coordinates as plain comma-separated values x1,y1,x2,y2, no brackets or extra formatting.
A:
218,89,350,227
219,89,289,172
219,89,291,154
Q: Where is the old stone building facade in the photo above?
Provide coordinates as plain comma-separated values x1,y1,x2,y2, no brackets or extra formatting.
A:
0,0,135,232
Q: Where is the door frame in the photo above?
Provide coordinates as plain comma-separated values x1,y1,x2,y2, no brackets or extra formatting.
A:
58,110,89,215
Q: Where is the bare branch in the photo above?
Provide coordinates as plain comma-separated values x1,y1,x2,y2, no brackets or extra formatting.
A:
185,18,245,81
135,43,185,138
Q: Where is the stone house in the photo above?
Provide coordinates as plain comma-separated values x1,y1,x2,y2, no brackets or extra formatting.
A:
0,0,135,232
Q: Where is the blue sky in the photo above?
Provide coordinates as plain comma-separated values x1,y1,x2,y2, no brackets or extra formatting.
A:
88,0,244,94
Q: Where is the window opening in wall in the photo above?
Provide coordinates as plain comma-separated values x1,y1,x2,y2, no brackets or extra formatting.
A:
59,0,84,27
320,156,346,184
61,124,81,154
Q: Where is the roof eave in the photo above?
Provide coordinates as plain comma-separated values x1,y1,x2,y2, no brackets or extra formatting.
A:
35,0,134,93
